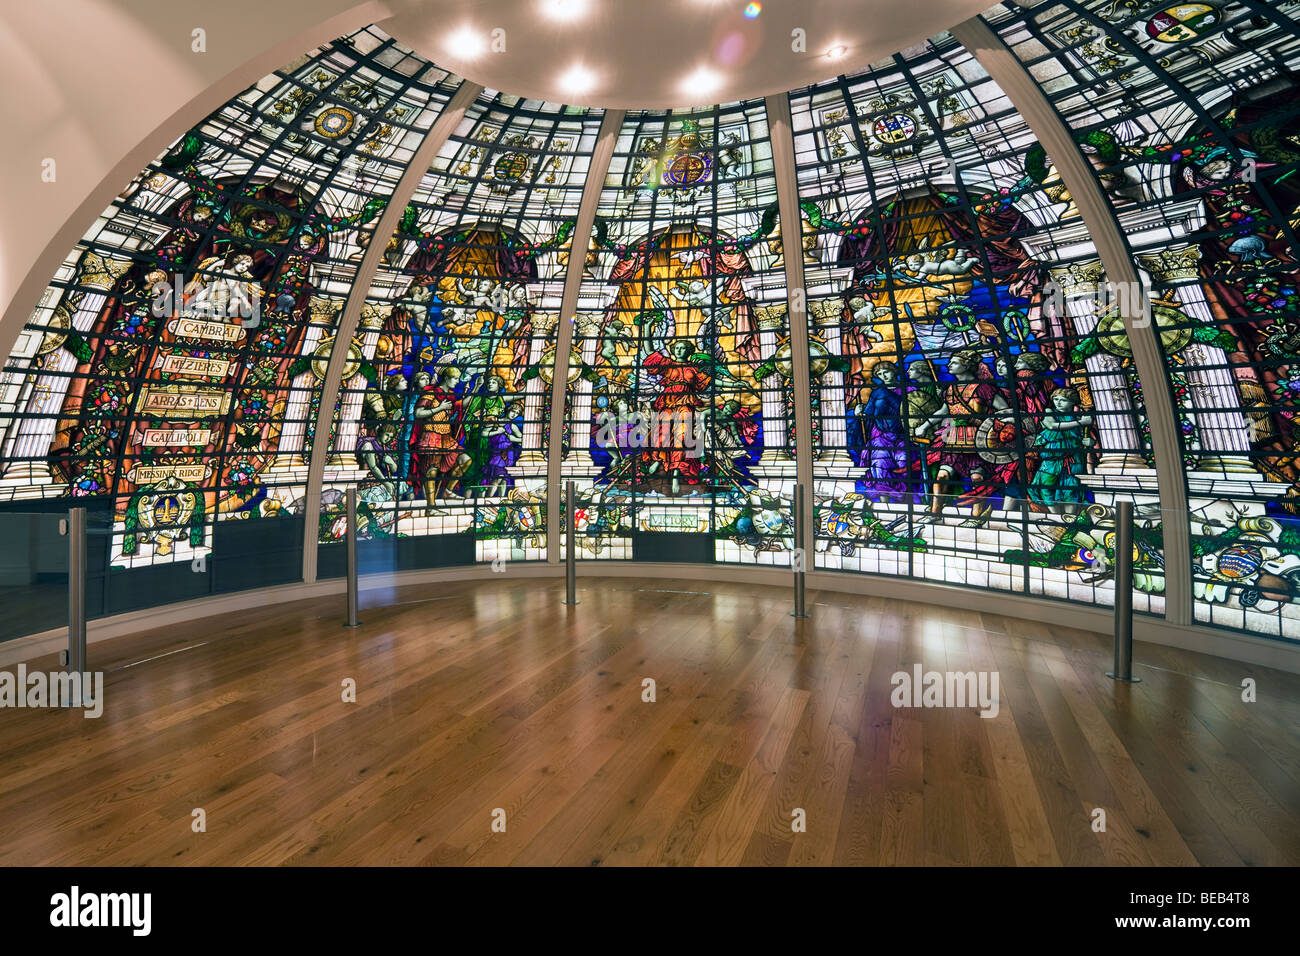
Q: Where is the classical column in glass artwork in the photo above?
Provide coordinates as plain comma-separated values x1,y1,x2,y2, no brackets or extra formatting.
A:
1137,246,1257,475
515,310,557,473
1048,260,1147,473
809,298,853,467
5,252,129,479
752,302,794,469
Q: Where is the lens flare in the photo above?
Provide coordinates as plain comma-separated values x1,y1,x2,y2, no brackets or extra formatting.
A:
715,30,746,66
743,2,762,19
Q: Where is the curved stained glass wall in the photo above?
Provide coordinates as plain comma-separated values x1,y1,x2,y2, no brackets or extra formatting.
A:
985,0,1300,637
559,101,793,565
790,34,1162,614
4,9,1300,646
0,28,464,617
319,92,606,570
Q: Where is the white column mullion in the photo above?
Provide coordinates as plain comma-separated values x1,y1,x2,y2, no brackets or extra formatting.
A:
765,93,816,565
299,79,483,584
545,109,624,564
952,17,1192,625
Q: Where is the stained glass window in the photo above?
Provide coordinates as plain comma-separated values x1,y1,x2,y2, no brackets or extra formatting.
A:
0,27,463,607
987,0,1300,638
319,92,605,570
559,101,794,565
789,32,1164,613
3,8,1300,645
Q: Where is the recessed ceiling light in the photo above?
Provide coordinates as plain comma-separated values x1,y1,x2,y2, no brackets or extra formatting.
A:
558,63,597,95
444,25,487,59
825,44,849,60
539,0,591,22
681,67,723,96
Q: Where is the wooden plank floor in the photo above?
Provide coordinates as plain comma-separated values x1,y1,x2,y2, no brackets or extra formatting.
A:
1,577,1298,866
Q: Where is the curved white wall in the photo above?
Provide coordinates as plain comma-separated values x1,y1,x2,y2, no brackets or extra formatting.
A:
0,0,396,353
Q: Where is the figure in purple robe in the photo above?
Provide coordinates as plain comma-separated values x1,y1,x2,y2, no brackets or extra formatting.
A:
856,361,911,502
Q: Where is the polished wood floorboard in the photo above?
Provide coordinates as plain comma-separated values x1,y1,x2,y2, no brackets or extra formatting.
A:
1,577,1298,866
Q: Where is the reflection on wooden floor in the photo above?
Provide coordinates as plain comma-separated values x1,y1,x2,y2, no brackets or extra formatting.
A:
1,577,1298,866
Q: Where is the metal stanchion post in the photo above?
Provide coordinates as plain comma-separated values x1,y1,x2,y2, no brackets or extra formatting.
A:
792,483,809,619
67,507,87,707
1107,499,1140,682
345,487,360,628
563,480,578,605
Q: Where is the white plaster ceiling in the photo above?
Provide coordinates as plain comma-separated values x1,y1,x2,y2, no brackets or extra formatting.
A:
382,0,996,109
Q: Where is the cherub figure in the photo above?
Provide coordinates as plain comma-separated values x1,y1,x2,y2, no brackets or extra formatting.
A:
455,276,498,310
907,248,979,278
185,253,259,321
847,295,886,344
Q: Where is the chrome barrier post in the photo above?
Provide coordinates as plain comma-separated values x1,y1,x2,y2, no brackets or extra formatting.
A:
791,483,809,619
563,480,578,605
66,506,87,707
345,487,360,628
1107,499,1140,682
